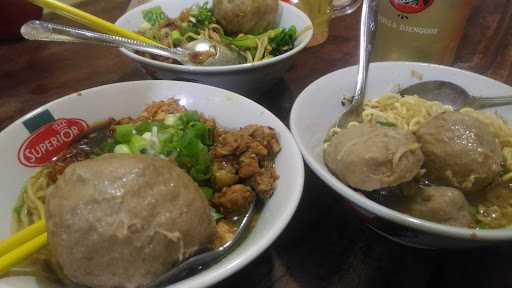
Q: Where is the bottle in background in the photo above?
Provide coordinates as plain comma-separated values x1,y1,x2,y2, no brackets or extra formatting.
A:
372,0,474,65
284,0,362,47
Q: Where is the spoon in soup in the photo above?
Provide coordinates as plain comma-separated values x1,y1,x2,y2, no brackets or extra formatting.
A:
336,0,378,128
399,80,512,111
21,20,246,66
147,199,256,287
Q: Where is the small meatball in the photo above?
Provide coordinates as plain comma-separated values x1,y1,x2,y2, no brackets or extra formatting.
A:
213,220,237,249
212,159,239,189
212,133,240,157
239,152,260,178
212,132,243,157
397,186,475,228
324,124,424,191
248,141,268,158
241,125,281,156
248,167,279,198
213,0,278,35
417,112,503,193
476,182,512,228
213,184,255,216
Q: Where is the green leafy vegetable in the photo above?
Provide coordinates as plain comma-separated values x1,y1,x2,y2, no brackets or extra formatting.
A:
170,30,183,46
142,6,168,26
221,34,259,49
268,26,297,56
221,26,298,57
189,2,214,30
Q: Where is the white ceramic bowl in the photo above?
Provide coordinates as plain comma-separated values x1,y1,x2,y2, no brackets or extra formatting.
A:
115,0,313,94
290,62,512,249
0,80,304,287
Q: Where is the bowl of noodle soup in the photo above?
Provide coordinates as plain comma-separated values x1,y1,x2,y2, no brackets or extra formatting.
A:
115,0,313,94
291,62,512,248
0,80,304,287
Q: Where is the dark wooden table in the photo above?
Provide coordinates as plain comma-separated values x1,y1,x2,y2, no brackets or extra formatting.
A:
3,1,512,287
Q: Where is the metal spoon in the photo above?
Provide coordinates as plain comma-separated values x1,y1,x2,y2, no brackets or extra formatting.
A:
399,80,512,111
335,0,378,128
20,20,246,66
147,200,255,287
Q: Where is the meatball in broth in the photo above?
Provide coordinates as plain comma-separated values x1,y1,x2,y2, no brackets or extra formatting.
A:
324,124,424,191
396,185,475,228
45,154,216,288
416,112,503,193
213,0,278,35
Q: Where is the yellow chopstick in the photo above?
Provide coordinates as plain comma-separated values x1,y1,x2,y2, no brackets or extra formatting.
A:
0,220,48,275
0,220,46,258
29,0,163,47
0,233,48,275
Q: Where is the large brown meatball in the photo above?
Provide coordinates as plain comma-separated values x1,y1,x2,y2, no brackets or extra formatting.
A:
416,112,503,193
213,0,278,35
45,154,216,288
324,124,424,191
397,186,475,228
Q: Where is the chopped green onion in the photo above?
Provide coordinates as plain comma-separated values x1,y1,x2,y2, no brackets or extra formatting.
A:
180,111,201,125
129,135,151,154
114,124,135,143
114,144,132,154
164,114,181,127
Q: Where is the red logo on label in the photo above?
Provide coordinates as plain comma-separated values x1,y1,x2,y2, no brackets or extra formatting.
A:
390,0,433,14
18,118,89,167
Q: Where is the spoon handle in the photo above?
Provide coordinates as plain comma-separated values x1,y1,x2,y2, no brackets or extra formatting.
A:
351,0,378,105
471,96,512,110
21,20,188,63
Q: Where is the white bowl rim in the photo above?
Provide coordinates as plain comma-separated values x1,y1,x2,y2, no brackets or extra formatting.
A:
115,1,313,74
291,61,512,242
1,80,305,287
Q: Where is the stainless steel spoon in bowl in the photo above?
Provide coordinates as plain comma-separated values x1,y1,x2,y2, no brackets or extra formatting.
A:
147,199,256,287
336,0,378,128
20,20,246,67
399,80,512,111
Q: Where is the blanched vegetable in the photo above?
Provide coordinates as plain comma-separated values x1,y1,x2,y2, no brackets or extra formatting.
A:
142,6,167,26
222,26,297,56
213,0,278,35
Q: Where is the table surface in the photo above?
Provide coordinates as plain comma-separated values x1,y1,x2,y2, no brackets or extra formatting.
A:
2,1,512,287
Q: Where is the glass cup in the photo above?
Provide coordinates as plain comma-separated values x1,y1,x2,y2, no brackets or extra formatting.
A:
287,0,363,46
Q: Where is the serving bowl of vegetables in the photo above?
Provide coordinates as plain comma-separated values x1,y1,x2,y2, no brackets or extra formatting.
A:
115,0,313,94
